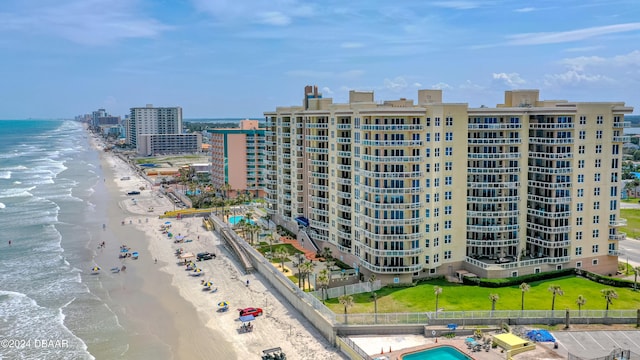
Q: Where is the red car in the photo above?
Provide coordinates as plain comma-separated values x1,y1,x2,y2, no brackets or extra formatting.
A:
239,307,263,317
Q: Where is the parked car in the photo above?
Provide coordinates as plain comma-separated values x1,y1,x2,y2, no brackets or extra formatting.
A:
197,252,216,261
127,190,141,195
239,307,263,317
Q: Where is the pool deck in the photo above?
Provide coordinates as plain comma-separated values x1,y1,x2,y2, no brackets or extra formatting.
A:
351,334,563,360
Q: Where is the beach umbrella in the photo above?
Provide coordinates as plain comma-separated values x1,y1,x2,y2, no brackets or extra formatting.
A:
175,235,185,241
193,268,202,273
218,301,228,307
165,221,171,225
203,281,213,287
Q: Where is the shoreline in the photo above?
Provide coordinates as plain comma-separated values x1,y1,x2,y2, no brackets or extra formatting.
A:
87,133,343,359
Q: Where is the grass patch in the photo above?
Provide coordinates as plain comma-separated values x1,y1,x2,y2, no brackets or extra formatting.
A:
323,276,640,314
621,208,640,239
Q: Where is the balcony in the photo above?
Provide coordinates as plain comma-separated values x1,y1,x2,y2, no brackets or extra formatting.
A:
360,243,423,257
466,238,520,247
360,154,422,162
336,124,352,129
361,229,422,241
467,138,522,145
528,138,574,145
527,208,571,219
526,236,571,248
609,233,626,241
361,140,423,147
467,167,520,174
613,136,631,143
359,260,423,274
528,166,572,174
609,218,627,227
528,152,573,159
608,249,621,256
361,124,424,131
527,223,571,234
466,224,519,232
468,153,521,159
613,121,630,128
468,123,522,130
528,123,574,129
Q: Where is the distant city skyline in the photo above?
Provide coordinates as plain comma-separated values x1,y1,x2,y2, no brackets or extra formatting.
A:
0,0,639,119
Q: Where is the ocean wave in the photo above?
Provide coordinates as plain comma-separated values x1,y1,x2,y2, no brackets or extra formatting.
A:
1,165,27,171
0,202,5,209
0,186,35,198
0,170,10,179
13,181,21,184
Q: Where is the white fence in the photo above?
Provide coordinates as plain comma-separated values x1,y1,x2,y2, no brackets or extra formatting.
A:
311,280,382,300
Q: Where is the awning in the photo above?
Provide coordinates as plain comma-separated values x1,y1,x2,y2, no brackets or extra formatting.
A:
239,315,255,322
295,216,309,227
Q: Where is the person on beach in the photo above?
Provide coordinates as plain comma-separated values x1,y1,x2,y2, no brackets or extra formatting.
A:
246,279,250,287
154,258,157,264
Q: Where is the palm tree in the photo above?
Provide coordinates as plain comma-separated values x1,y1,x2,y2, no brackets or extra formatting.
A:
601,288,619,315
576,295,587,316
249,223,261,246
368,274,377,295
266,233,275,259
316,268,330,303
434,286,443,318
338,294,354,324
221,182,232,199
548,285,564,312
340,271,349,295
489,293,500,316
302,260,315,291
292,253,304,289
634,266,640,291
274,248,288,270
520,282,530,313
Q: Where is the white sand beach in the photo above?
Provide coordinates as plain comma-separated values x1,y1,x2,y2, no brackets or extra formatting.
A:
92,136,343,359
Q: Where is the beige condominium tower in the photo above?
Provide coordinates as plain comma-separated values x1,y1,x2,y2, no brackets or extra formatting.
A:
264,86,633,284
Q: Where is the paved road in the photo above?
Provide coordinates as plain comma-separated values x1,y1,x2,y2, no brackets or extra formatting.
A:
552,330,640,359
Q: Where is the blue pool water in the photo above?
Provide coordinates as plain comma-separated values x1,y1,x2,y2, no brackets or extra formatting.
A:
229,215,254,225
402,346,472,360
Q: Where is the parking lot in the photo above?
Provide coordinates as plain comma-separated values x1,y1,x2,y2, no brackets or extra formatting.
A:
553,330,640,359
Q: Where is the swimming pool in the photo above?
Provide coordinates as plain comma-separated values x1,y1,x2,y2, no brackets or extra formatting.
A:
401,345,472,360
229,215,255,225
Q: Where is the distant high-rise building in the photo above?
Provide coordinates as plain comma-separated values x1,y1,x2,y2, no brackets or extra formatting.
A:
126,104,183,153
264,86,633,284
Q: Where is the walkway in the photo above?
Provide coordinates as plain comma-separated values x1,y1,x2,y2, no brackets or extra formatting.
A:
279,236,320,261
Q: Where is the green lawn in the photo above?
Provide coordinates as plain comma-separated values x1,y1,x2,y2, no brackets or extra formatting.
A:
324,276,640,314
621,208,640,239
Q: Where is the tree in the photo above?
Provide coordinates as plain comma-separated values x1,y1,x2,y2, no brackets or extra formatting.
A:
274,248,288,271
316,268,330,303
340,270,348,295
489,293,499,315
548,285,564,312
368,274,377,295
338,294,354,324
221,182,232,199
434,286,443,318
302,260,315,291
634,266,640,291
519,282,530,314
601,288,619,315
293,253,305,289
576,295,587,316
320,247,333,261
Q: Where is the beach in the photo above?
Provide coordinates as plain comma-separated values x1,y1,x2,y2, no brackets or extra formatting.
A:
90,134,343,359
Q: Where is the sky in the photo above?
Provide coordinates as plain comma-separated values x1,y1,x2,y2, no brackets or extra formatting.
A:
0,0,639,119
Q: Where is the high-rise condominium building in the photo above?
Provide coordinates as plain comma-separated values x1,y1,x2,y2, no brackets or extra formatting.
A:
209,119,266,197
264,86,633,283
126,104,183,149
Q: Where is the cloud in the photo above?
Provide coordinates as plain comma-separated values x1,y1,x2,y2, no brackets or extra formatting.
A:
340,42,365,49
431,82,453,90
506,22,640,45
192,0,316,26
0,0,170,45
459,80,485,91
492,72,526,87
383,77,408,91
514,7,535,12
413,82,422,87
322,87,334,95
544,70,612,86
431,1,481,10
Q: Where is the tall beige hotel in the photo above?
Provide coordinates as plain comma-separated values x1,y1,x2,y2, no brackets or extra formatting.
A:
264,85,633,284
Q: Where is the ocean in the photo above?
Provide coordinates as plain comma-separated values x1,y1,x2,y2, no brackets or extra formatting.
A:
0,120,127,359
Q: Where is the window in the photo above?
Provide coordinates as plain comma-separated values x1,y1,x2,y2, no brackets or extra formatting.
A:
435,148,440,157
434,254,439,263
594,187,600,196
445,176,452,185
577,174,584,183
444,205,452,215
579,115,586,125
435,117,440,126
445,162,452,171
578,160,585,168
576,231,582,240
592,244,599,253
434,237,439,247
445,132,453,141
575,247,582,255
595,159,601,168
592,259,598,265
425,179,430,187
577,189,584,197
594,173,600,182
594,201,600,210
556,265,563,271
425,239,430,247
579,130,586,140
444,250,451,260
511,271,518,277
446,117,453,126
579,145,585,154
593,229,599,238
445,147,453,156
576,261,582,268
597,115,603,124
425,209,430,218
593,215,599,224
444,234,451,244
425,255,430,264
534,268,541,274
596,130,602,139
596,145,602,154
435,133,440,141
444,220,452,229
576,217,583,226
577,203,583,211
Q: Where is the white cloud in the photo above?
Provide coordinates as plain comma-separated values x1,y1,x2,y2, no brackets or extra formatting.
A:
492,72,526,87
322,87,334,95
0,0,170,45
257,11,291,26
544,70,612,86
431,82,452,90
431,1,481,10
413,82,423,87
514,7,535,13
506,22,640,45
383,77,408,92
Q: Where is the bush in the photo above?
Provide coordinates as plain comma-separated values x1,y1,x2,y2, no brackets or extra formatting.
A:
462,269,574,288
